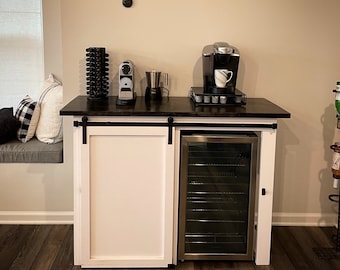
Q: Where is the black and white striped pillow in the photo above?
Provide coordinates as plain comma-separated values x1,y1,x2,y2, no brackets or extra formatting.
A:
15,95,40,143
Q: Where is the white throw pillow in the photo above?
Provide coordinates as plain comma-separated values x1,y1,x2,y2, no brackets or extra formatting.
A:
35,74,63,144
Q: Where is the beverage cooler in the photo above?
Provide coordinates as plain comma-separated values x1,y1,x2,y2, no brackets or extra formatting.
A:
178,131,258,261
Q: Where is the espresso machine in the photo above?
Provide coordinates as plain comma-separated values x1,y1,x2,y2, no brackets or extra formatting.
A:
191,42,246,106
145,71,168,101
116,60,136,105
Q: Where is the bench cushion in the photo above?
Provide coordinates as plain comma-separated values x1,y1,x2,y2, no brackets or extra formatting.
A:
0,138,63,163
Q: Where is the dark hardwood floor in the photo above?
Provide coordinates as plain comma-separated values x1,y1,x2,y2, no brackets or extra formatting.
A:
0,225,340,270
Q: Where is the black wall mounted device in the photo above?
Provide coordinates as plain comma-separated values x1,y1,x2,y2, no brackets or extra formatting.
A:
123,0,133,8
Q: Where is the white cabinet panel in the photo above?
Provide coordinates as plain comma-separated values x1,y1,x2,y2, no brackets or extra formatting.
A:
77,126,174,268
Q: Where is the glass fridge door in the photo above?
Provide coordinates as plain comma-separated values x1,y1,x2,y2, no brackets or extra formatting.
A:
178,131,258,261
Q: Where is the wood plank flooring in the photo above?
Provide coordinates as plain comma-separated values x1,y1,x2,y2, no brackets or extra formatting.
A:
0,225,340,270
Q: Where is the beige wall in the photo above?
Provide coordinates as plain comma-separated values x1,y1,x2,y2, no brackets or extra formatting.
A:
1,0,340,225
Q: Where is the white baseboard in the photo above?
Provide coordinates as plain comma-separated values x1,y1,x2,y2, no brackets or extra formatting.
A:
0,211,337,226
272,212,338,227
0,211,74,224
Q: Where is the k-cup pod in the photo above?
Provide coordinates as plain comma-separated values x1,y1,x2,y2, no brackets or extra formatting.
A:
212,96,219,104
195,95,202,103
220,96,227,104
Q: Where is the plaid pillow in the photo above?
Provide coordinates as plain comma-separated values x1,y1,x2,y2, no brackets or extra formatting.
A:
15,95,40,143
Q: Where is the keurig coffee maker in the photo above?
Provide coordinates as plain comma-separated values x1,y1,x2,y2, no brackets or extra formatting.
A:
190,42,246,106
202,42,240,94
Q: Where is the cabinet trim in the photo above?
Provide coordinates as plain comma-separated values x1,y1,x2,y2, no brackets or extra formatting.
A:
73,116,277,145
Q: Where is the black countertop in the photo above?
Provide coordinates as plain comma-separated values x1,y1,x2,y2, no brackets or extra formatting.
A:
60,96,291,118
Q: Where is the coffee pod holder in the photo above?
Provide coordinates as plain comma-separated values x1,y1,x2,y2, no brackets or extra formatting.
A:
86,47,109,100
190,87,247,107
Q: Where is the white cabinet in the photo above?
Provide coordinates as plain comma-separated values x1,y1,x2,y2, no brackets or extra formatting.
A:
73,119,175,268
72,116,279,267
